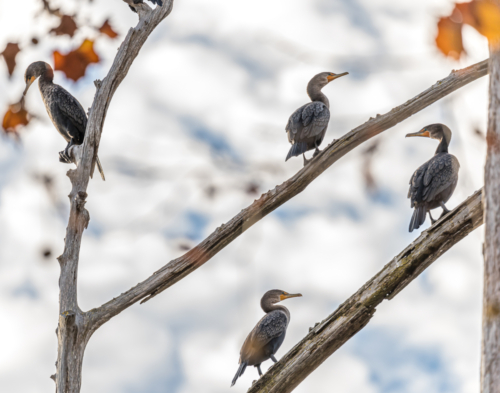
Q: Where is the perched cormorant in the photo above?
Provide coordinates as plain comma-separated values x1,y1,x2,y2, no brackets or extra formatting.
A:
123,0,163,13
407,124,459,232
231,290,302,387
23,61,105,181
285,71,348,165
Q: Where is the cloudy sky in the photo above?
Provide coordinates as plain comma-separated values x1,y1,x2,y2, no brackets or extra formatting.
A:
0,0,491,392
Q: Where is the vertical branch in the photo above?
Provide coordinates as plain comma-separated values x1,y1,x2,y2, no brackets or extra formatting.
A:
482,48,500,393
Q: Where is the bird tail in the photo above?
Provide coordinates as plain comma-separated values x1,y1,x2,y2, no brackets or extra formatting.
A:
96,155,106,181
285,141,308,161
231,362,247,387
409,205,426,232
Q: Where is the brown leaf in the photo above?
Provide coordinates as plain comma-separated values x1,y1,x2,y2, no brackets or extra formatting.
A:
99,19,118,39
1,43,21,76
50,15,78,37
436,16,464,60
2,103,30,136
53,39,100,82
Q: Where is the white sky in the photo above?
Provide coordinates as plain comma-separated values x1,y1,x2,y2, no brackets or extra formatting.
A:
0,0,491,392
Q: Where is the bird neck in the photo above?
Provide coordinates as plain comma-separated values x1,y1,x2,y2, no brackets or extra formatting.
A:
307,84,329,108
261,301,290,319
39,66,54,85
435,138,449,154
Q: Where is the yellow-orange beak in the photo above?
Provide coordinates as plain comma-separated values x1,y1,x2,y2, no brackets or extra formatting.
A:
23,76,36,96
327,72,348,82
406,129,430,138
279,292,302,301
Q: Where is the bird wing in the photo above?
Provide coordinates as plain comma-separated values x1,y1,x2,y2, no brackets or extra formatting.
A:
254,310,288,346
422,154,460,202
54,86,87,142
408,154,459,206
286,102,330,142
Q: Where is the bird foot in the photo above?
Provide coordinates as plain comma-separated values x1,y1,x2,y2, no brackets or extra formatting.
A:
59,150,72,164
313,148,321,157
303,154,311,167
439,210,449,219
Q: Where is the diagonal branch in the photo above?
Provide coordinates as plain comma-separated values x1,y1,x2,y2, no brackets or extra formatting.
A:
248,188,484,393
90,59,488,329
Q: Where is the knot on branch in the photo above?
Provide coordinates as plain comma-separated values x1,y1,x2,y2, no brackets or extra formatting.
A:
74,191,88,212
94,79,102,89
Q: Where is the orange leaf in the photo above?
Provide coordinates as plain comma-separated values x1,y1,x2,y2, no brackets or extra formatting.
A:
457,0,500,42
436,16,464,60
99,19,118,39
1,43,21,76
50,15,78,37
53,39,100,82
2,103,30,136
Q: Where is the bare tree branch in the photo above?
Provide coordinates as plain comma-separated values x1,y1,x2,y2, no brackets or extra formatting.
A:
247,188,483,393
481,49,500,393
91,59,489,329
55,2,174,392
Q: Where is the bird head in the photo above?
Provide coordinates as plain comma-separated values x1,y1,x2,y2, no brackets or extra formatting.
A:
23,61,52,96
406,123,452,145
263,290,302,305
309,71,348,89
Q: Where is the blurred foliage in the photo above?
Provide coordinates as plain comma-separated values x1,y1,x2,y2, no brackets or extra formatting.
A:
54,39,100,82
436,0,500,59
1,0,119,138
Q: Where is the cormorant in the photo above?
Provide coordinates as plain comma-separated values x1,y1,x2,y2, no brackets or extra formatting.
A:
407,124,459,232
285,71,348,165
231,289,302,387
23,61,105,180
123,0,163,13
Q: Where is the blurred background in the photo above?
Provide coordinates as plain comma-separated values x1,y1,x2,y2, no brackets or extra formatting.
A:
0,0,490,392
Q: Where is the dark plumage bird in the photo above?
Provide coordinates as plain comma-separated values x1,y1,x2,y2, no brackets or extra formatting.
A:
23,61,105,181
285,71,348,165
124,0,163,12
407,124,459,232
231,289,302,387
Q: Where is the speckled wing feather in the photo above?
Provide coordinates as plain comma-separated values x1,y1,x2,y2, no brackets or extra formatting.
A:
54,86,87,142
422,154,460,202
286,102,330,142
408,154,459,206
254,310,288,345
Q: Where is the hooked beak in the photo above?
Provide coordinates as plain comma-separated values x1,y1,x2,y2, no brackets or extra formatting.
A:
327,72,349,82
280,293,302,301
23,76,36,96
406,128,430,138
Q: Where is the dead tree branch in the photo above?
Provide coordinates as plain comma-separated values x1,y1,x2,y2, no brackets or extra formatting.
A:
248,188,483,393
481,49,500,393
90,60,489,329
55,2,174,392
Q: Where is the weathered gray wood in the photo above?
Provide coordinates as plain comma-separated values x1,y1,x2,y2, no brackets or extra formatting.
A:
481,49,500,393
90,60,489,330
247,189,483,393
55,2,174,392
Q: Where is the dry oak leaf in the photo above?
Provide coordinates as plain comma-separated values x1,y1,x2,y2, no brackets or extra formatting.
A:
1,43,21,76
99,19,118,38
53,39,100,82
2,103,30,136
436,16,464,60
50,15,78,37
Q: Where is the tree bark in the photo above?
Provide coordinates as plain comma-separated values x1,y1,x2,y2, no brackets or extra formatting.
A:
54,2,175,392
248,189,484,393
481,47,500,393
90,59,489,330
